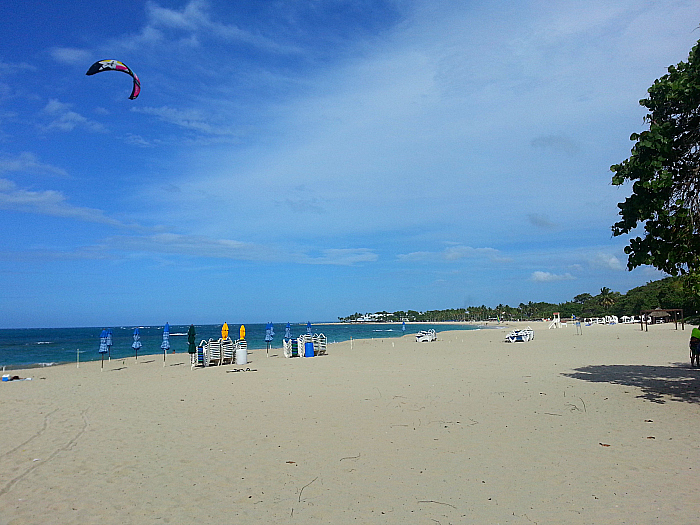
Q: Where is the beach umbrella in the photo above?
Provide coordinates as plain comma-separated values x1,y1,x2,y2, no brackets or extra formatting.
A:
307,321,312,335
285,322,291,340
161,323,170,363
98,329,108,369
240,324,246,340
402,321,406,332
106,328,113,360
265,322,274,357
222,322,229,340
187,324,196,367
132,328,142,361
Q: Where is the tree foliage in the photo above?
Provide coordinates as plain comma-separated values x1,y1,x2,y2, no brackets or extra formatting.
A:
339,277,700,323
611,39,700,282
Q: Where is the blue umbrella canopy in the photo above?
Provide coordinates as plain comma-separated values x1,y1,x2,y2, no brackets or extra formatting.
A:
284,322,291,340
132,328,142,350
306,321,312,335
265,322,274,342
161,323,170,350
106,328,113,348
98,329,108,354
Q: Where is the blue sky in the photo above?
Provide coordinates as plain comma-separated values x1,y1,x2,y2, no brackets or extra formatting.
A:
1,1,698,328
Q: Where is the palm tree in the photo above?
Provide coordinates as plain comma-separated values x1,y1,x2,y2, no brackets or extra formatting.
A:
599,287,615,311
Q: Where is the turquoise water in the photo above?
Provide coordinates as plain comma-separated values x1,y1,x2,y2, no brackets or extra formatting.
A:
0,323,479,369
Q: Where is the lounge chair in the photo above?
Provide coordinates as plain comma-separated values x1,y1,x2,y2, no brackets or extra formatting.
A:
283,338,293,358
221,338,235,365
415,329,437,342
204,338,222,366
505,326,534,343
313,333,327,355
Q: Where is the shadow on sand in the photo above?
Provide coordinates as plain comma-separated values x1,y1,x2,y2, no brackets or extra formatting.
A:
563,363,700,404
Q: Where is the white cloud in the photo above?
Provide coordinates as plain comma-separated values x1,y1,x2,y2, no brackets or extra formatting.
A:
0,178,123,225
41,99,105,133
531,271,576,282
0,152,68,177
49,47,93,65
398,245,508,263
132,106,234,136
590,252,625,271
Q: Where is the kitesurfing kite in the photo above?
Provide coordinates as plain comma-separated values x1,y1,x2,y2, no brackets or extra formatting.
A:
86,59,140,99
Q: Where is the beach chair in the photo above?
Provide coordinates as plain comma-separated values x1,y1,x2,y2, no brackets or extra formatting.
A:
313,333,327,355
204,338,222,366
283,338,293,358
196,340,207,366
221,338,235,365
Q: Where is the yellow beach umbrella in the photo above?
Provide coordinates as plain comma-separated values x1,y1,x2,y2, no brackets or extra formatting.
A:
222,322,229,339
240,324,246,340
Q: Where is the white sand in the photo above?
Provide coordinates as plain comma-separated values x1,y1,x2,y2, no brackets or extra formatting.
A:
1,322,698,524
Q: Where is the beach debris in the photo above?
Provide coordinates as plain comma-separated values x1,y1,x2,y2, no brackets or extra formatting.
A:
645,419,653,422
340,453,361,461
298,476,318,502
599,442,611,447
647,436,656,439
417,500,457,509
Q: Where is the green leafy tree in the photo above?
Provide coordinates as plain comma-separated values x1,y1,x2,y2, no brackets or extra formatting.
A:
611,38,700,292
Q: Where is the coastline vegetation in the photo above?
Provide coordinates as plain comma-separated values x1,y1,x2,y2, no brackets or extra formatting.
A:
338,276,699,323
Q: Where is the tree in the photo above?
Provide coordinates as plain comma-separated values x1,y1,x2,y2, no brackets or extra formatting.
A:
611,38,700,291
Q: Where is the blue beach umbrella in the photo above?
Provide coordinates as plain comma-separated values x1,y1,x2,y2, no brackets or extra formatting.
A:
307,321,312,335
402,321,406,332
284,322,291,340
265,322,274,357
132,328,142,360
161,323,170,362
106,328,113,360
98,329,108,369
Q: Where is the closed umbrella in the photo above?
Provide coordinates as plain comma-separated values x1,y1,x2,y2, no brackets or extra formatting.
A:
222,322,229,340
161,323,170,364
187,324,196,367
98,329,108,370
106,328,113,360
132,328,142,361
307,321,312,335
284,322,291,340
240,325,246,340
265,322,274,357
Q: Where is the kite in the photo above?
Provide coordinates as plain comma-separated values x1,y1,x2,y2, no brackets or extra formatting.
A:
86,59,140,99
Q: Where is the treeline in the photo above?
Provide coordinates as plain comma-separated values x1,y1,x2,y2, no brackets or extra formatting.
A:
338,276,699,323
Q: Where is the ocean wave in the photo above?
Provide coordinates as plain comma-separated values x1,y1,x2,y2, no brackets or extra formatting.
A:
36,341,52,345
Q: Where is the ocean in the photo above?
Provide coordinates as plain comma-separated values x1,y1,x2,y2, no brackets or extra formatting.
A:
0,322,480,369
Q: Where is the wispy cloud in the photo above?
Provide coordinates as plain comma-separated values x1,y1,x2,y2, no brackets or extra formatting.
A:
0,152,68,177
49,47,93,65
527,213,558,230
531,134,579,156
301,248,378,266
40,99,106,133
0,178,123,225
398,245,508,263
143,0,298,52
589,252,625,271
531,271,576,282
132,106,235,136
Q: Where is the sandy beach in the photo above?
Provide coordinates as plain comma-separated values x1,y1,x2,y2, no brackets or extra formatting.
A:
1,322,698,524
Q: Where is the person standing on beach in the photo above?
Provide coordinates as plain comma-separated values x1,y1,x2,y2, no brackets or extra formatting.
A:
690,326,700,367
